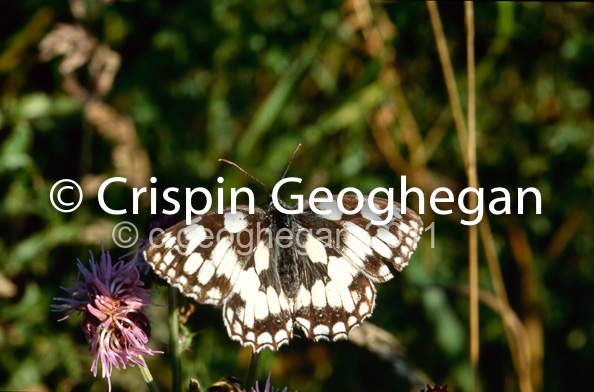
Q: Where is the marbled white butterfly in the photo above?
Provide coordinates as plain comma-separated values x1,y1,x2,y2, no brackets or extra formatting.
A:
143,147,423,352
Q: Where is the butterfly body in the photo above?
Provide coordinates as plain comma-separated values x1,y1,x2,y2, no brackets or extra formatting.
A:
144,192,423,352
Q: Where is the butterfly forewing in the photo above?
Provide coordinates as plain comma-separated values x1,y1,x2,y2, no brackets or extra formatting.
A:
286,195,423,342
296,195,423,278
143,206,269,305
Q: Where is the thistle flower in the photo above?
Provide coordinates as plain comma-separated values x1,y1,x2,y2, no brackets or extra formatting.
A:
52,246,161,390
242,373,295,392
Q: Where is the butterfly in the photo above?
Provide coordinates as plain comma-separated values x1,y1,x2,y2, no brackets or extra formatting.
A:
143,145,423,352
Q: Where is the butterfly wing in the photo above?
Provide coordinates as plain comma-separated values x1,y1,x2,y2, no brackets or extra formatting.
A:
221,228,294,352
290,195,423,340
143,206,294,352
143,206,269,306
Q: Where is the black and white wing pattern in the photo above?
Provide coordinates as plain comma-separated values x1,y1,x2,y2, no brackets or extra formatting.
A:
144,206,293,351
289,195,423,341
144,206,267,306
143,195,423,352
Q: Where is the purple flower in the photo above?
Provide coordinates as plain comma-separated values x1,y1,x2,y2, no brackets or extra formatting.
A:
243,373,295,392
53,246,161,390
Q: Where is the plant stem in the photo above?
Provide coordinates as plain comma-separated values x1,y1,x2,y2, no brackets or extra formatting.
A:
465,3,479,392
245,350,262,389
169,287,182,392
138,356,161,392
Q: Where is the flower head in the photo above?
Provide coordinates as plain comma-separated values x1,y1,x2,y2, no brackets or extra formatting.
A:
243,373,295,392
53,246,161,390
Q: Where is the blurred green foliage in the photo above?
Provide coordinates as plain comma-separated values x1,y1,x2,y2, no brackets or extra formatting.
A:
1,1,593,391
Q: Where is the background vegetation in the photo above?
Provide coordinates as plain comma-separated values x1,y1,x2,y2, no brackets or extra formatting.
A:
1,1,593,391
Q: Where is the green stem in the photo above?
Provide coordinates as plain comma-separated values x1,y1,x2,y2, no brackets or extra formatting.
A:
138,356,161,392
169,287,182,392
245,350,261,389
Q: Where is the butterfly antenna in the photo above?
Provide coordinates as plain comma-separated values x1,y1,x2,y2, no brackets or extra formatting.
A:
281,143,302,180
218,159,270,190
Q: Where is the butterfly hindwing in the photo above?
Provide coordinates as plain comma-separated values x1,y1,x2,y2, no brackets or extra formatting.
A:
291,241,376,341
222,230,293,352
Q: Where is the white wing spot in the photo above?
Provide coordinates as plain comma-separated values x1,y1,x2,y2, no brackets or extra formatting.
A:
275,330,289,343
254,291,269,320
348,316,358,327
305,233,328,264
254,240,270,273
238,268,260,299
359,302,370,315
279,293,290,311
332,322,346,335
197,259,216,284
207,287,222,300
295,285,312,309
378,264,392,279
313,325,330,336
362,201,383,223
297,317,311,333
325,281,342,308
210,236,232,265
317,201,343,221
343,231,373,260
311,280,327,308
180,225,207,255
216,246,239,278
267,287,281,315
328,256,355,286
336,281,356,313
244,297,255,328
257,332,273,345
164,251,175,266
393,205,402,219
224,212,248,233
371,236,393,258
183,253,203,274
377,228,400,247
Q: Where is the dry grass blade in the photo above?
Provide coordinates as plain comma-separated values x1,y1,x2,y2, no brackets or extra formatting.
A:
428,2,535,390
465,3,480,391
426,1,468,167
